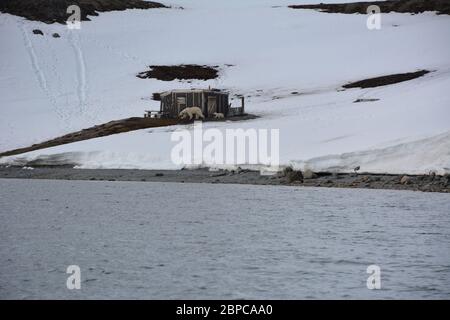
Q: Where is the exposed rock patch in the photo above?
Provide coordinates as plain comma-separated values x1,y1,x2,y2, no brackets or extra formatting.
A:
0,113,258,158
282,167,304,183
152,92,161,101
32,29,43,35
343,70,430,89
0,0,168,24
137,65,220,81
288,1,450,15
0,117,178,158
0,167,448,193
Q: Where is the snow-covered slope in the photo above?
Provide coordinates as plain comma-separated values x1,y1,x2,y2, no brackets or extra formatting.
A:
1,1,450,173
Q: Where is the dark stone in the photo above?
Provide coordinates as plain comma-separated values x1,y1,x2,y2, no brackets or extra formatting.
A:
286,170,303,183
52,33,60,38
288,1,450,16
282,166,293,176
152,92,161,101
400,175,411,185
32,29,43,35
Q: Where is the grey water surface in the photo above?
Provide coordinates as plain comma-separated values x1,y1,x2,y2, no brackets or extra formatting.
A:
0,178,449,299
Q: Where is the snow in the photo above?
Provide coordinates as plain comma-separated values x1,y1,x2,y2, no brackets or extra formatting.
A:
1,1,450,173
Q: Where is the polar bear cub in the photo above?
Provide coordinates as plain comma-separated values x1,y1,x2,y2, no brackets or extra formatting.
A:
178,106,205,120
213,112,224,119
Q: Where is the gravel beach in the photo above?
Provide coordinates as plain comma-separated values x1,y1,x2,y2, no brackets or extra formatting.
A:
0,166,448,193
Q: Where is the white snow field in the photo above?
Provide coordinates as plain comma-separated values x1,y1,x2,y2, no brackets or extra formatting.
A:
1,0,450,173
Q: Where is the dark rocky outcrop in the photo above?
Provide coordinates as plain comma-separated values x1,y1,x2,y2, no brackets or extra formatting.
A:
0,0,168,24
0,117,178,158
282,167,304,183
0,167,448,193
32,29,44,35
137,65,220,81
289,1,450,15
343,70,430,89
353,98,380,103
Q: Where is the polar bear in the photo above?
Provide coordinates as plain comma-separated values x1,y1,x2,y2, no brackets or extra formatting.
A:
213,112,224,119
178,107,205,120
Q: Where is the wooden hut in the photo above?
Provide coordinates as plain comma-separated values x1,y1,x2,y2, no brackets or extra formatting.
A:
160,89,230,118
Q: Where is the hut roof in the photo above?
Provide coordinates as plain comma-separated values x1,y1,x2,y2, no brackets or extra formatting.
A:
160,89,227,97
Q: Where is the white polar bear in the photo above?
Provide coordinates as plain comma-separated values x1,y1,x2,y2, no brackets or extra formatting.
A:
213,112,224,119
178,106,205,120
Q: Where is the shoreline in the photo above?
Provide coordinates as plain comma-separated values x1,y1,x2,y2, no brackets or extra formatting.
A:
0,166,448,193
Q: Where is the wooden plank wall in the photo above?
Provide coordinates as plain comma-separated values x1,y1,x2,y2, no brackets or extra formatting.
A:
161,92,229,118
